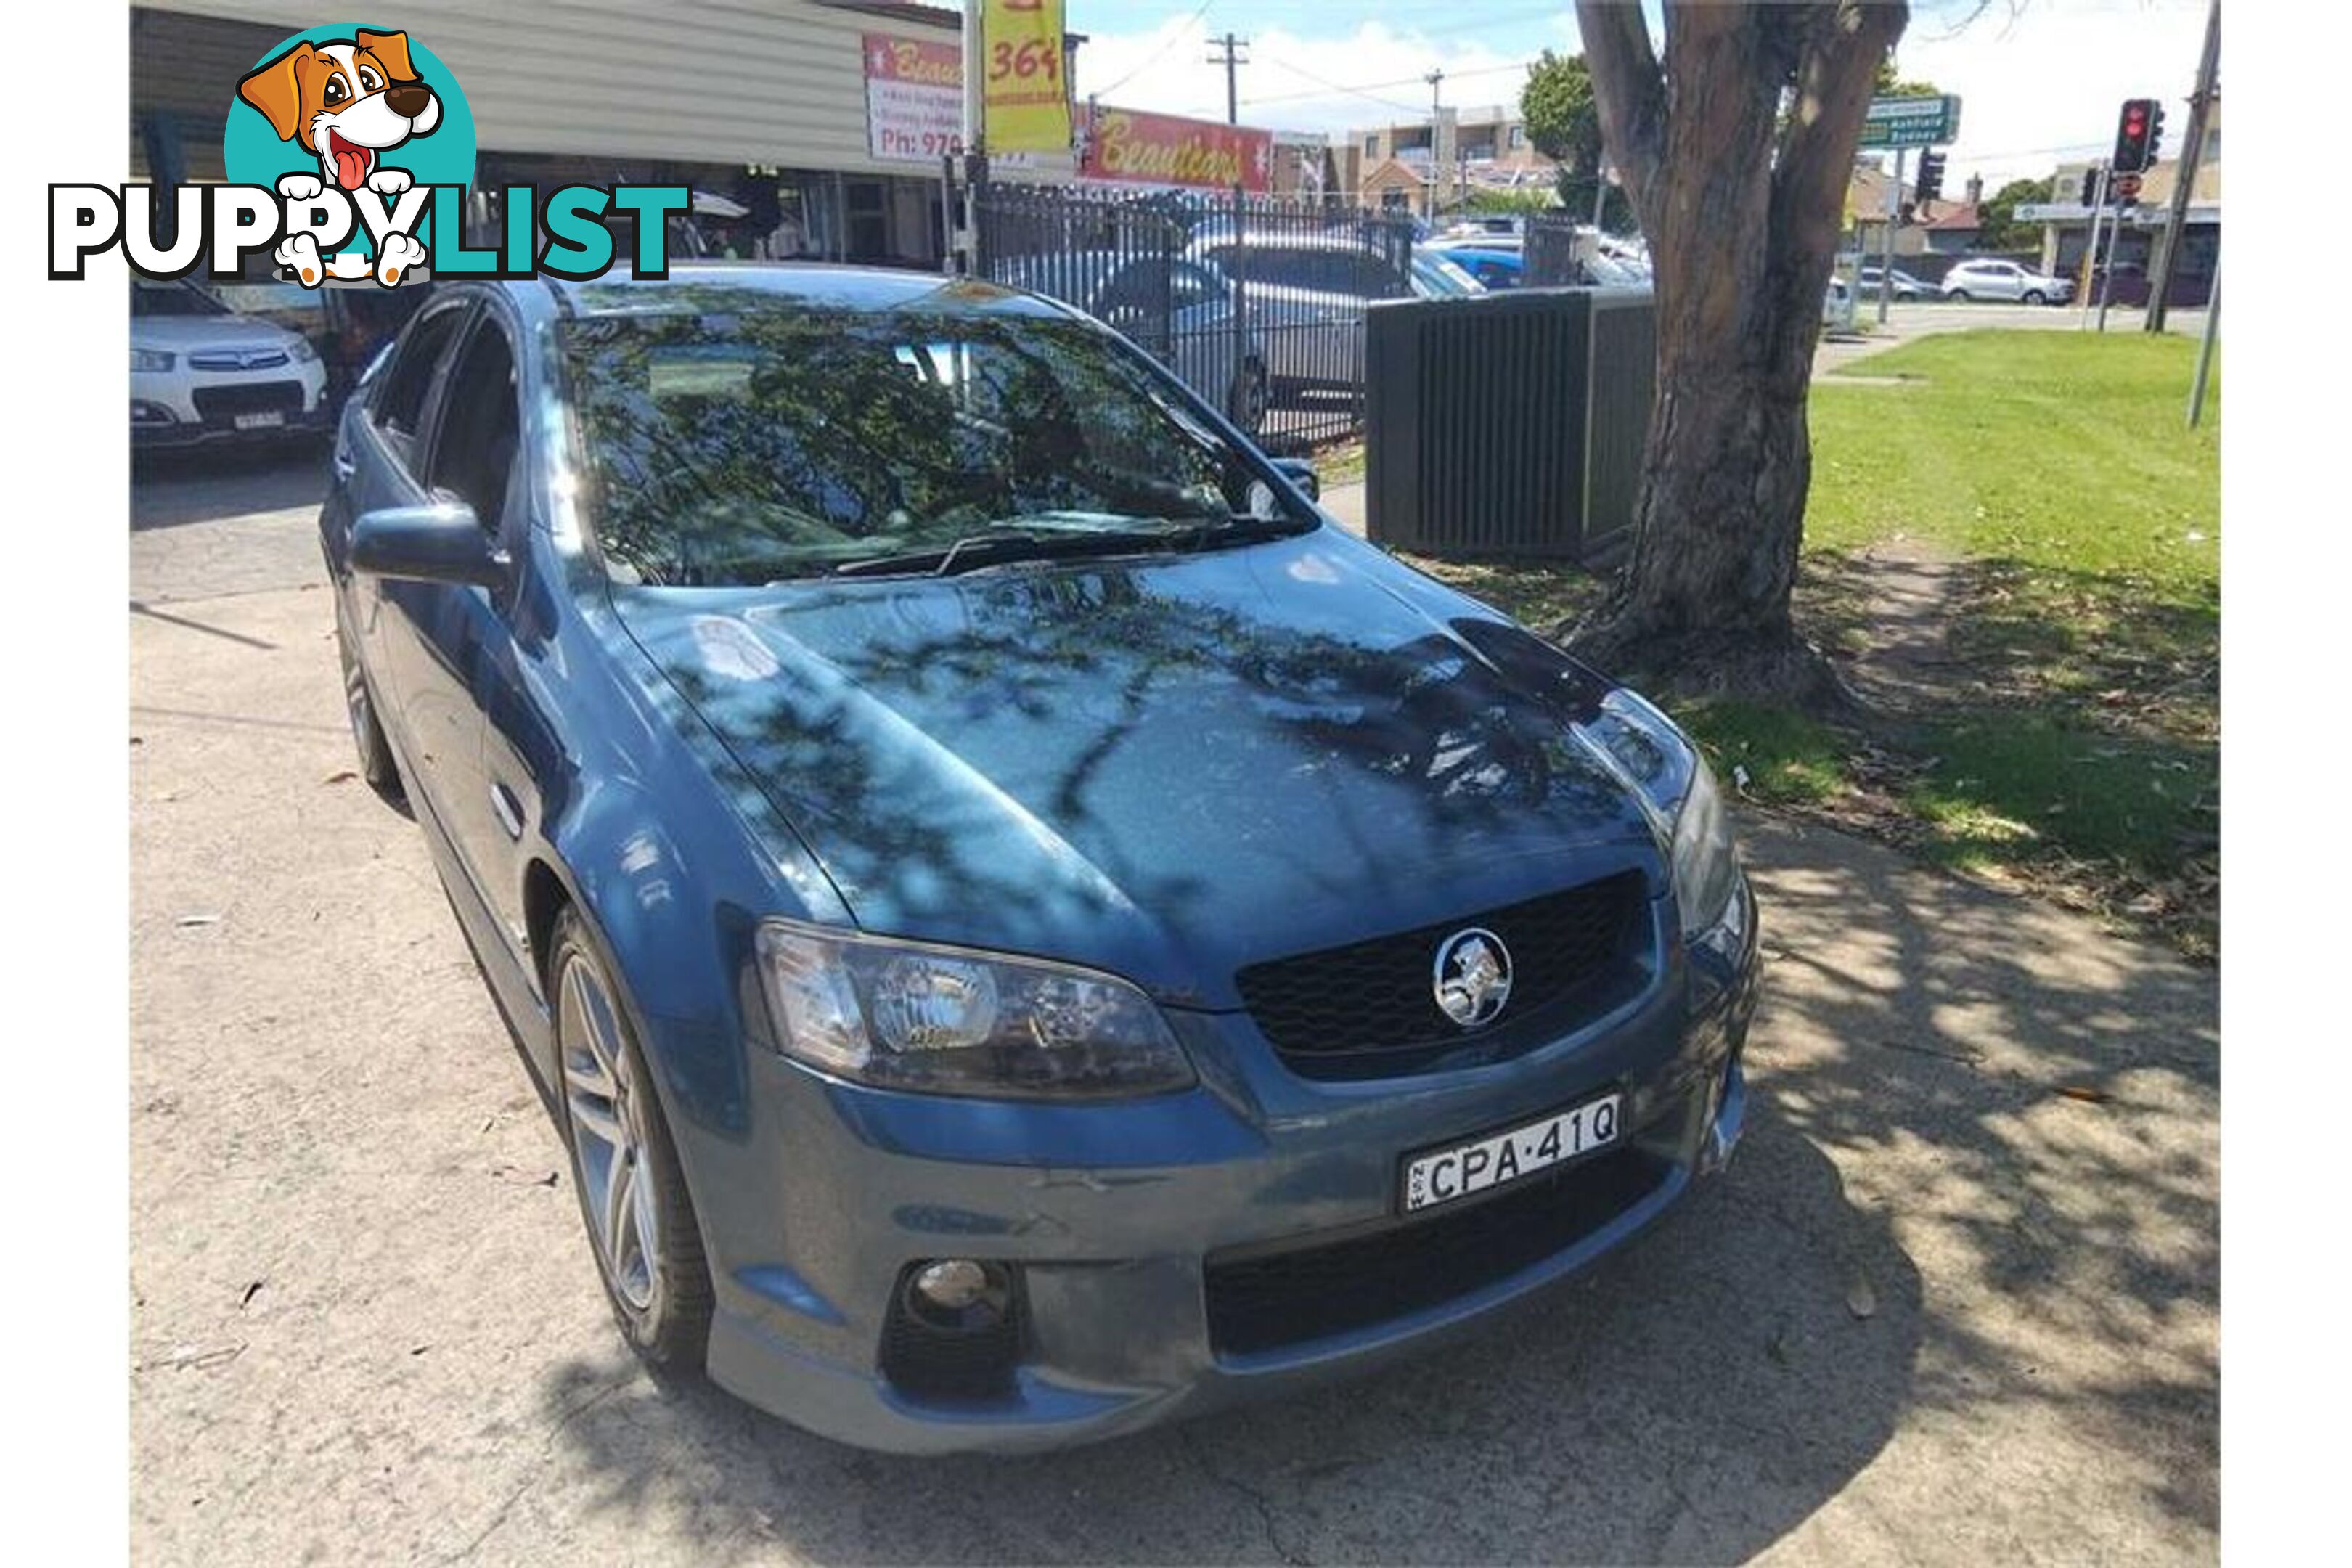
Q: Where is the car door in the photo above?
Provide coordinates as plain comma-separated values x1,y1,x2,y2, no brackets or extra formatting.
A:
325,295,475,772
1165,259,1238,411
390,306,528,924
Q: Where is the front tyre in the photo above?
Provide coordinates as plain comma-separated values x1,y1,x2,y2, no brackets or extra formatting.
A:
2022,289,2046,306
335,598,403,803
551,909,714,1371
1228,357,1268,434
1945,289,1972,303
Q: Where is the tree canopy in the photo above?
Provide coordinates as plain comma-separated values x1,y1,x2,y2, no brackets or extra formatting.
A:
1519,49,1633,231
1975,176,2054,250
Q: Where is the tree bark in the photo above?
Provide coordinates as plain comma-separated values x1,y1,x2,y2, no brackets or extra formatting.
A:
1572,1,1906,706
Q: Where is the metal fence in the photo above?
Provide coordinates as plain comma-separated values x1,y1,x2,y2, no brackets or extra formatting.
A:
973,183,1418,450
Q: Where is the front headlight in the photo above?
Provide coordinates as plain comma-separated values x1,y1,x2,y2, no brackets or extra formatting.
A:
131,348,173,372
1669,753,1740,936
756,921,1195,1100
286,337,319,363
1579,690,1741,936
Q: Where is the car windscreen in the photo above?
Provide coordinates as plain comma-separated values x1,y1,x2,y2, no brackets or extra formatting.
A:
1411,252,1483,297
560,306,1307,585
133,282,229,317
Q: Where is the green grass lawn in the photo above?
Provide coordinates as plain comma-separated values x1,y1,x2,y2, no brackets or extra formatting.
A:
1808,330,2218,597
1411,328,2221,956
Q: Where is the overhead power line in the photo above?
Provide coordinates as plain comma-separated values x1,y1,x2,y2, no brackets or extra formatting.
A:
1089,0,1215,102
1241,55,1537,110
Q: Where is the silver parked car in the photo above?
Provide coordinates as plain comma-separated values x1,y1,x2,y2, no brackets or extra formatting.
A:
1940,258,2074,305
1185,231,1421,407
991,252,1270,433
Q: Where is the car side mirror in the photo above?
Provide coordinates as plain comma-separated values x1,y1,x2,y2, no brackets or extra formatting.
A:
1269,457,1320,502
350,502,505,587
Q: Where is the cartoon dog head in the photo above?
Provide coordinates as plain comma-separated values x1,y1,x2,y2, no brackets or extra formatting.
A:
237,30,441,192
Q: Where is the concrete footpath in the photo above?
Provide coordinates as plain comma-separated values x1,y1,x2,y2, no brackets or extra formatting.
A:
131,584,2216,1565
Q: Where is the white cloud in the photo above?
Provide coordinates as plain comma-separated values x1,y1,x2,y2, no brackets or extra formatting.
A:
1880,0,2210,188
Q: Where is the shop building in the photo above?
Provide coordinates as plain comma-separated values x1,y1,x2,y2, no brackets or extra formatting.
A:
129,0,1082,271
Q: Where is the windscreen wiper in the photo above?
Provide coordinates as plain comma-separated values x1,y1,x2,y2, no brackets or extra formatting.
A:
830,515,1304,579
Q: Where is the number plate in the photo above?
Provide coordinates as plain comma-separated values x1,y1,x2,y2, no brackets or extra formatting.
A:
1400,1093,1622,1214
234,410,285,430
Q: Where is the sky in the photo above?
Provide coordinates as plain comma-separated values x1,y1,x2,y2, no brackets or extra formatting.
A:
1065,0,2216,190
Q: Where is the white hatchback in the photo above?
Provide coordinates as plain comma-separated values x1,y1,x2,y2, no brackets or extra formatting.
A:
131,279,329,449
1940,258,2074,306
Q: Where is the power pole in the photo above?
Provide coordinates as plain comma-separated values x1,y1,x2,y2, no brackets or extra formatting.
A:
1877,148,1903,325
1208,30,1249,409
1425,69,1444,220
2146,0,2220,332
954,1,984,277
2186,244,2220,427
1208,30,1248,126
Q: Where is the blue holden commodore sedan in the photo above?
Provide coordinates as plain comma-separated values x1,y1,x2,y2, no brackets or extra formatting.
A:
321,264,1757,1454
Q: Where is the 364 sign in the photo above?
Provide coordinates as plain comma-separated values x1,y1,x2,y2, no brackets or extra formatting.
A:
981,0,1070,154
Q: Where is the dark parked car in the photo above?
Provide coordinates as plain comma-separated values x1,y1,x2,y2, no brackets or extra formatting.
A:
322,264,1758,1454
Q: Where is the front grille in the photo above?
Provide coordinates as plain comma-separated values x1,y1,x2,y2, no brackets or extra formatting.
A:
1235,871,1647,1071
190,381,304,424
188,348,290,371
1204,1140,1672,1356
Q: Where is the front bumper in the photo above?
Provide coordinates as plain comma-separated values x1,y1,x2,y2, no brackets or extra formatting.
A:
131,360,329,447
690,883,1760,1454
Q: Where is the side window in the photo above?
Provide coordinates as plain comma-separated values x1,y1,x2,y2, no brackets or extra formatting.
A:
370,304,467,446
1267,248,1326,291
1169,262,1223,311
423,319,522,540
1354,251,1407,299
1095,259,1169,318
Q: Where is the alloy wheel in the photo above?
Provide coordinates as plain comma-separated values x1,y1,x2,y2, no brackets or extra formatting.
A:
558,952,661,1312
1233,363,1268,433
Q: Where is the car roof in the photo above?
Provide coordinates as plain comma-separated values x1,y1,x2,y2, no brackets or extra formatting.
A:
535,262,1074,322
1191,231,1397,253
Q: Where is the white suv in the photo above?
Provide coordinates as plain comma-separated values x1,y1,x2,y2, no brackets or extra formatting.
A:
1940,258,2073,306
131,279,328,449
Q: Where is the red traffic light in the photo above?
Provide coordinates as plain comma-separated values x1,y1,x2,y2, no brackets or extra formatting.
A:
2112,97,2160,173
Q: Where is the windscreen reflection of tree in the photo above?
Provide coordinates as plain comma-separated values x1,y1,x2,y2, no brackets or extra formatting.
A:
565,304,1241,586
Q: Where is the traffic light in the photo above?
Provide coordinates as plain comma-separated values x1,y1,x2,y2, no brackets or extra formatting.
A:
2078,167,2099,205
2112,171,2143,210
1914,150,1947,205
2112,97,2162,173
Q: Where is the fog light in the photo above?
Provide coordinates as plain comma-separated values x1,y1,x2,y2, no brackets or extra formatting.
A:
883,1259,1022,1401
912,1258,993,1312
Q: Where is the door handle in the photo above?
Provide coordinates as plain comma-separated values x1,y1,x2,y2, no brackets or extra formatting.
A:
331,446,356,481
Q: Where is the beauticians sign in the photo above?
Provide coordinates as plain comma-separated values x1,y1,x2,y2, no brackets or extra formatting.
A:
1080,105,1272,194
863,33,963,163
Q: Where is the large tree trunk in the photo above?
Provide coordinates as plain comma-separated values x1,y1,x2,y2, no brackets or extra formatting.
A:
1572,1,1906,706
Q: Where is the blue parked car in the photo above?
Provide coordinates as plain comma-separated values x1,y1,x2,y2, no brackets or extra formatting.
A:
322,264,1758,1453
1431,242,1524,289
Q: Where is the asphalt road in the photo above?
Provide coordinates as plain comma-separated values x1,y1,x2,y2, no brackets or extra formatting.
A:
130,436,2217,1565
